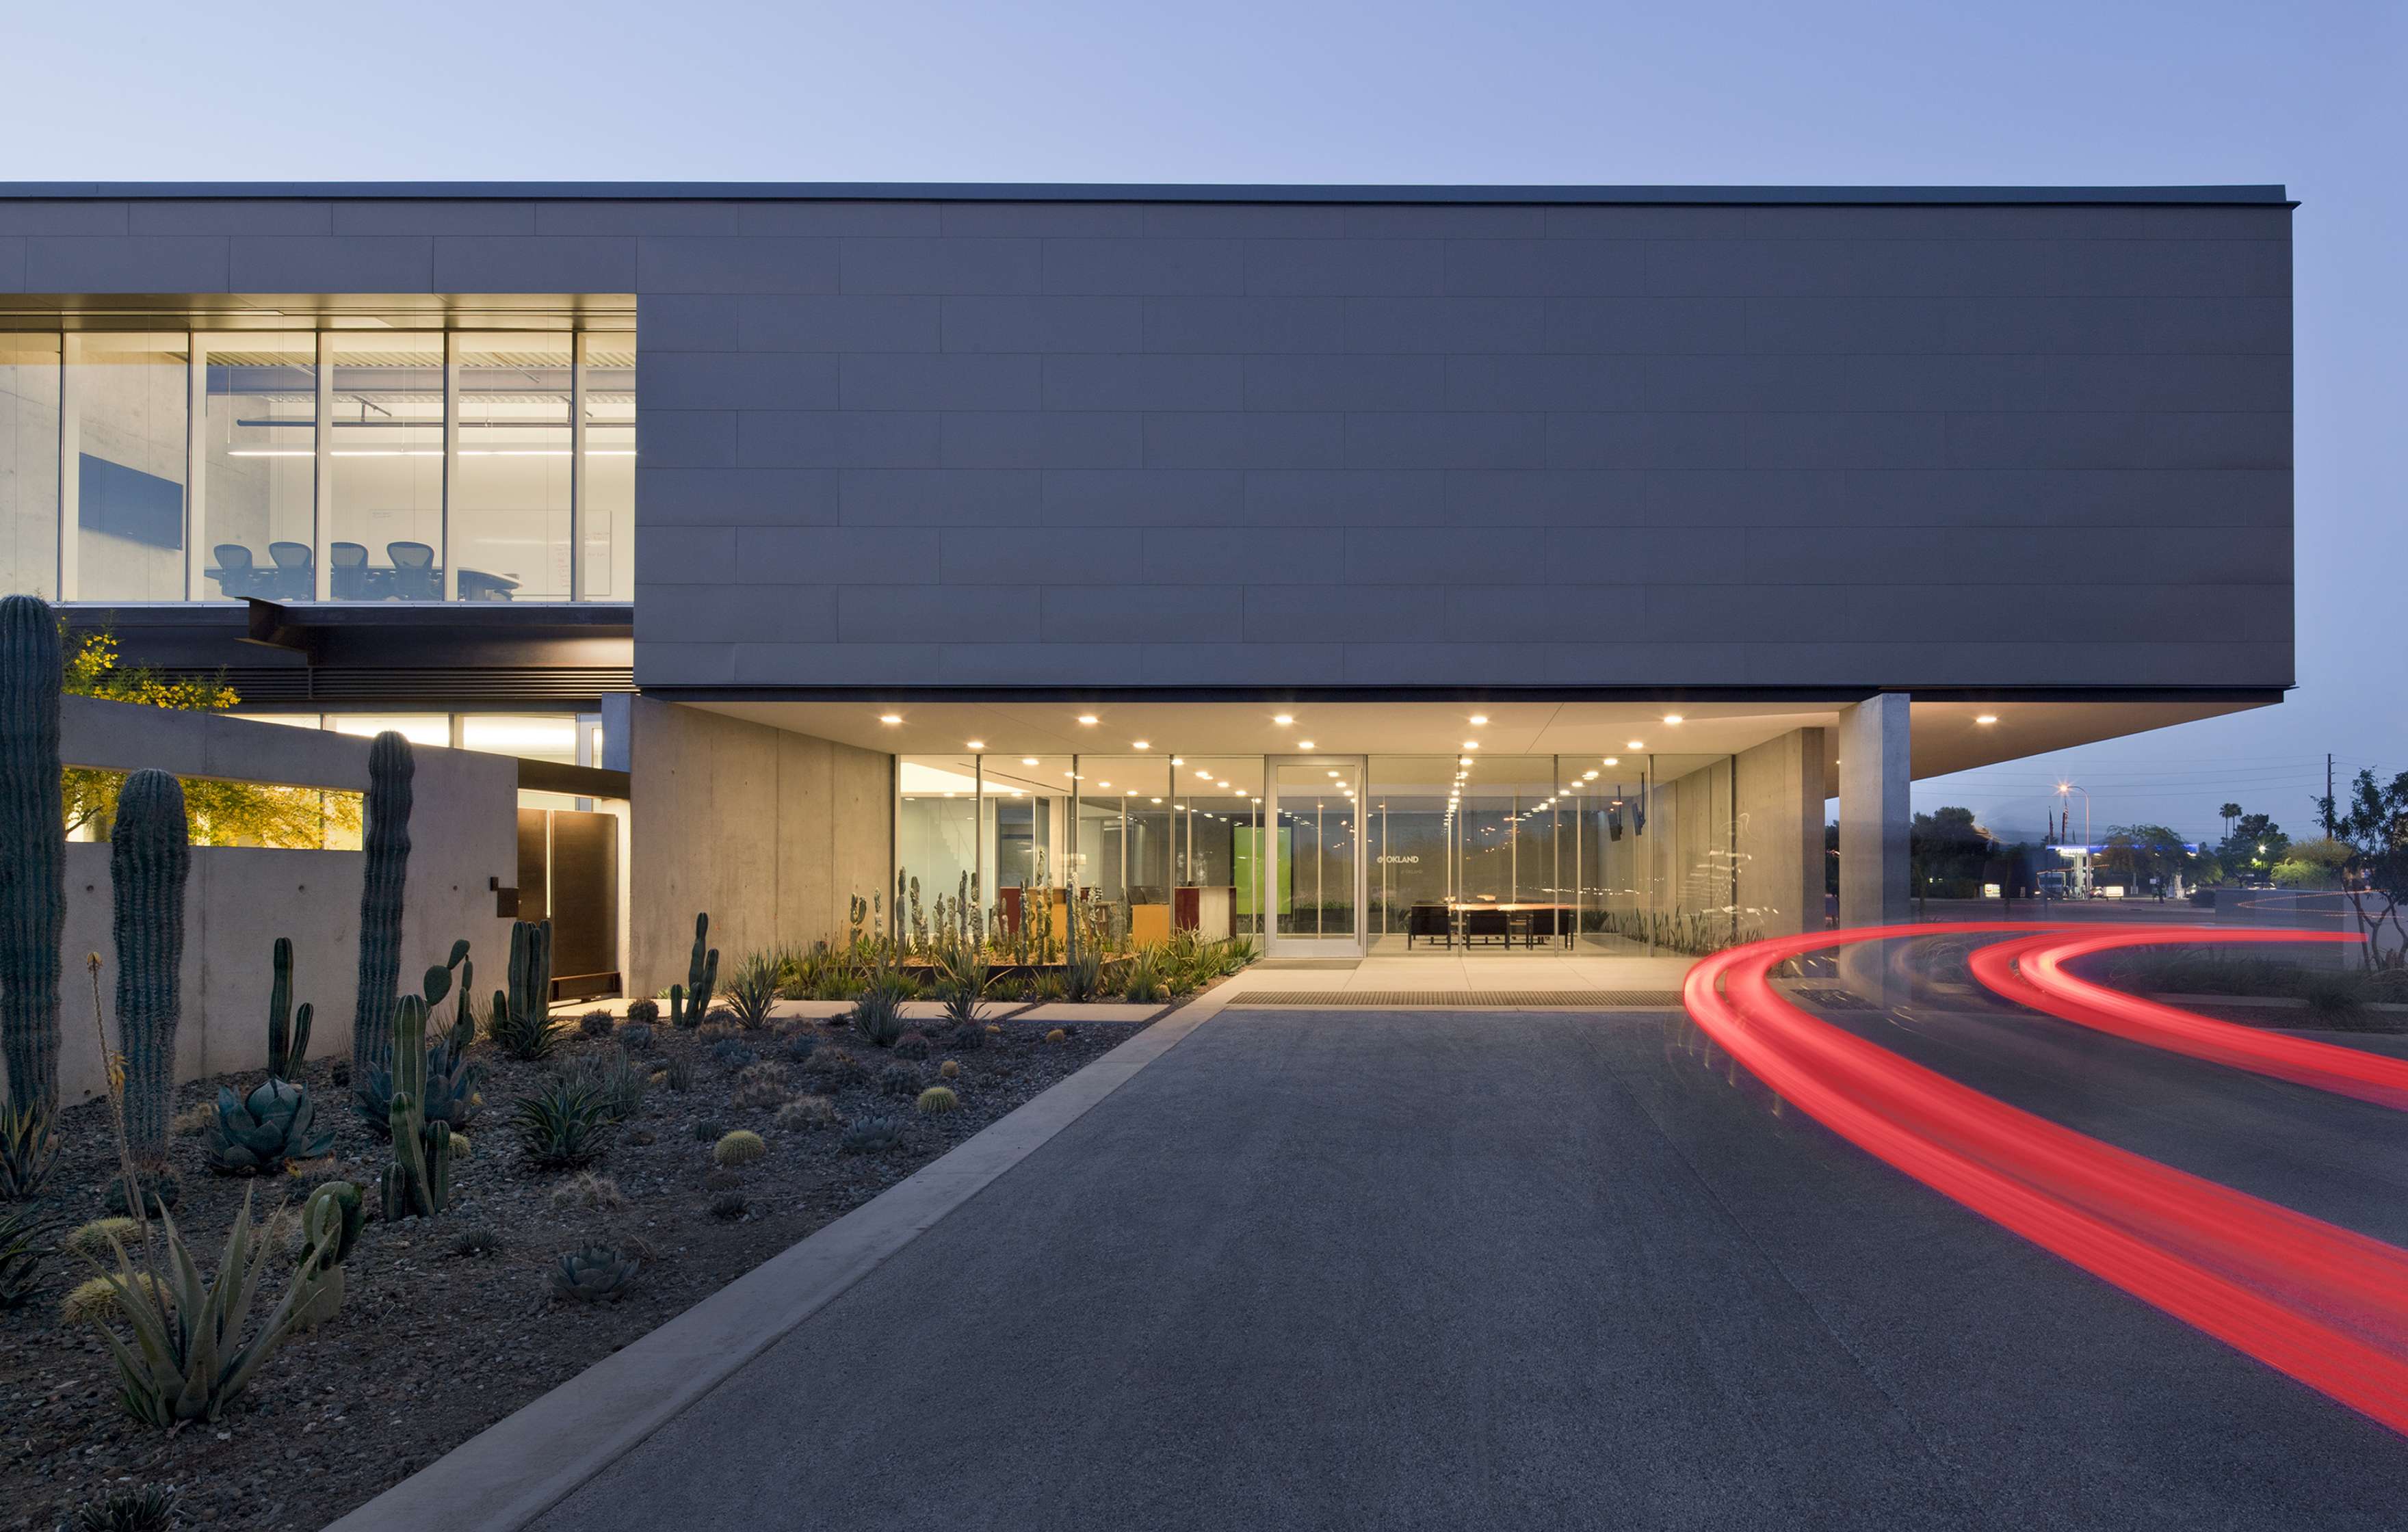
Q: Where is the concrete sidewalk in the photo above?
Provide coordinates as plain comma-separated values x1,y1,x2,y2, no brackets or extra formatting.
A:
522,1006,2408,1531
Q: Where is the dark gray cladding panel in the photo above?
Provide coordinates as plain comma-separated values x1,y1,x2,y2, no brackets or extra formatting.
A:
0,187,2293,696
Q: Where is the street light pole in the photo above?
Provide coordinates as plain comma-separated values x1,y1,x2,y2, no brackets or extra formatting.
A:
2056,782,2091,894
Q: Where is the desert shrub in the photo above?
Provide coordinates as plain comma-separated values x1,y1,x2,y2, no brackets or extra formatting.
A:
893,1031,931,1061
785,1033,819,1065
170,1102,215,1138
710,1039,759,1071
625,997,660,1025
578,1010,616,1040
713,1129,768,1167
556,1046,649,1122
727,951,781,1030
619,1022,657,1053
1033,973,1069,1003
706,1007,740,1028
549,1173,623,1211
947,1023,987,1053
916,1085,959,1115
804,1052,867,1092
850,988,906,1048
1121,953,1166,1004
2303,969,2371,1022
877,1062,921,1098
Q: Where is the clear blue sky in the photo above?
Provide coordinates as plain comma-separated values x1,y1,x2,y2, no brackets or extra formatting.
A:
5,0,2398,845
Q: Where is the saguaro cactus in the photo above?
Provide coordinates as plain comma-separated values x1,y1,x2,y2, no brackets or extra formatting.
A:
668,913,717,1027
508,917,553,1025
0,594,64,1113
380,992,452,1219
352,730,414,1078
266,936,313,1081
112,769,190,1157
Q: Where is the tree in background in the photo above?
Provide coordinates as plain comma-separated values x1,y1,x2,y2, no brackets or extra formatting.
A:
2316,768,2408,970
2218,811,2289,879
62,626,361,848
1911,806,1996,901
2220,802,2243,843
2270,837,2351,890
2099,823,2193,895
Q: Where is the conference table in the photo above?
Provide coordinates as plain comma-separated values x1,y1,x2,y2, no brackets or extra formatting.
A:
1406,901,1577,949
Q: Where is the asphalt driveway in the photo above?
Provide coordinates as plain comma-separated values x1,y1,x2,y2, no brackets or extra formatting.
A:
534,1006,2408,1531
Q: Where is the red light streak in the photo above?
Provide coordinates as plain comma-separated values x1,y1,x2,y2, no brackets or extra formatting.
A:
1685,923,2408,1436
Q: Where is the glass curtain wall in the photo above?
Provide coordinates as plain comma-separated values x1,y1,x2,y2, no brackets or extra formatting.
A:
1177,756,1263,940
0,321,631,605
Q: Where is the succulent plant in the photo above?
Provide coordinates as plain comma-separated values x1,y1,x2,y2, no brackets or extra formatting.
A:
625,997,660,1025
0,1100,60,1200
850,988,906,1048
690,1119,724,1142
578,1009,615,1039
549,1243,640,1303
774,1096,837,1131
946,1022,987,1054
784,1033,818,1065
87,1185,324,1425
707,1190,748,1220
840,1113,906,1154
549,1172,623,1210
74,1484,179,1532
449,1226,504,1258
205,1078,334,1174
66,1217,140,1261
292,1180,364,1330
0,1206,49,1308
892,1031,930,1061
659,1056,694,1093
668,913,720,1029
488,919,558,1061
112,769,189,1157
352,730,414,1079
0,596,64,1117
731,1079,788,1111
915,1085,959,1115
555,1046,649,1122
1045,1028,1067,1044
876,1063,920,1099
620,1022,656,1053
380,994,455,1219
512,1077,616,1170
939,1059,960,1079
710,1039,759,1071
804,1051,867,1092
712,1129,766,1167
726,951,779,1030
353,944,484,1137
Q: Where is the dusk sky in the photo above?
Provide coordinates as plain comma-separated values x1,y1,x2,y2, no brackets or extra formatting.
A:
4,0,2397,845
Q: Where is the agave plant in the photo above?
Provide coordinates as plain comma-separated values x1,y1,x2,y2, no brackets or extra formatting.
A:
1,1100,60,1200
512,1077,616,1169
83,1185,331,1425
203,1078,334,1174
1121,953,1167,1005
74,1485,180,1532
1,1207,50,1308
1064,950,1103,1003
549,1243,640,1302
849,987,906,1048
725,951,780,1030
555,1046,649,1122
840,1113,906,1154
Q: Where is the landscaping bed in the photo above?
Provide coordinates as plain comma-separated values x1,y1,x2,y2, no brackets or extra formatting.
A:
0,1003,1153,1531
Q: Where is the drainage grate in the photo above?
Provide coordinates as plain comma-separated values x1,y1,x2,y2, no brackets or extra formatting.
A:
1229,990,1684,1009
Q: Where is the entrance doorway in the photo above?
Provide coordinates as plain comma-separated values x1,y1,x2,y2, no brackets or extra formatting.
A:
1265,756,1367,958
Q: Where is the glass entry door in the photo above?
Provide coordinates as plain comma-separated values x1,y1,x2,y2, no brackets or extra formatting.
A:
1266,756,1366,958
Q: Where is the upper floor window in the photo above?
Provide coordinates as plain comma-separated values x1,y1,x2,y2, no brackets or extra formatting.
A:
0,319,634,606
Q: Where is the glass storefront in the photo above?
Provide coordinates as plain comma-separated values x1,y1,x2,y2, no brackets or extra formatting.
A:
0,319,633,605
895,748,1749,958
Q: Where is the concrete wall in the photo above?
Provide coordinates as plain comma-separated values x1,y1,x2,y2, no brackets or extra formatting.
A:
626,698,891,994
33,696,516,1105
0,187,2293,699
1734,728,1828,938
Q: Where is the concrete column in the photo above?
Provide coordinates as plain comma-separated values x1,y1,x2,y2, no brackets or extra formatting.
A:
1838,694,1911,929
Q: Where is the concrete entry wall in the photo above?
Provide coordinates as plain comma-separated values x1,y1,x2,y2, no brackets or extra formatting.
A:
1735,728,1828,938
38,697,518,1106
627,698,891,995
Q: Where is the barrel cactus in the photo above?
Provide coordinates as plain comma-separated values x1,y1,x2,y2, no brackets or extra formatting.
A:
915,1085,958,1115
204,1078,332,1174
352,730,413,1079
112,770,189,1158
0,594,64,1114
548,1243,640,1303
711,1128,766,1167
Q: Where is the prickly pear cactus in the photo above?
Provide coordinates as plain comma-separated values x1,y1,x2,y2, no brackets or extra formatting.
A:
294,1179,364,1330
352,730,414,1079
0,594,64,1114
111,769,189,1157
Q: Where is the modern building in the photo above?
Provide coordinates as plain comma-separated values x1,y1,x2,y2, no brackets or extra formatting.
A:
0,182,2294,986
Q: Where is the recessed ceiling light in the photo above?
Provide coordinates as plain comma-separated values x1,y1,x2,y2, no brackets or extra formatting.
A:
1975,713,1998,725
1151,796,1162,804
1463,740,1480,750
966,739,985,749
1328,769,1341,778
1273,714,1294,726
1098,781,1111,788
1602,756,1618,767
878,714,902,724
1664,714,1684,725
1076,714,1099,725
1469,713,1489,726
1627,740,1645,750
1584,769,1599,779
1297,740,1316,750
1022,756,1038,765
1458,756,1473,766
1132,740,1151,750
1196,769,1213,779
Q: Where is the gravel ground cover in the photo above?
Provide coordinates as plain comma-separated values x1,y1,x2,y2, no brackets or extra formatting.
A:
0,1003,1155,1531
